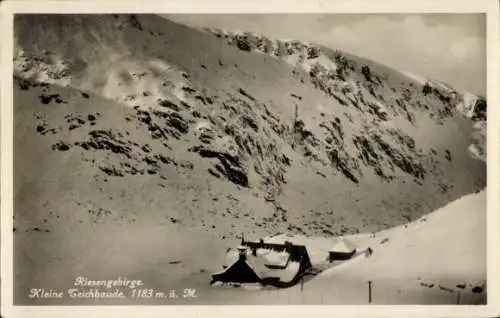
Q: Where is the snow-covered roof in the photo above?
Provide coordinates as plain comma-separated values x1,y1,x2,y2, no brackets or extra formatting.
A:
248,257,300,282
329,237,357,253
224,247,291,268
256,248,290,267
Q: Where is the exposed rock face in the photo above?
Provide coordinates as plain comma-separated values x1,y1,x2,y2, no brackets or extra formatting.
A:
189,145,249,187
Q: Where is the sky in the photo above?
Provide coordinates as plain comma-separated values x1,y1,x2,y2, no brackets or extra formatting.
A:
164,14,486,96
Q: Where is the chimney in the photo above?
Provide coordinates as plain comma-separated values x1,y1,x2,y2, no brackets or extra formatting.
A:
237,246,247,261
284,241,292,253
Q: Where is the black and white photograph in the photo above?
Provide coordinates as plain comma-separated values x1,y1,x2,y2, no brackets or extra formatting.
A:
1,0,499,317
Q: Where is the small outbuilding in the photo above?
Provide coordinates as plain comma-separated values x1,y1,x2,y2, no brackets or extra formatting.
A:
328,237,357,262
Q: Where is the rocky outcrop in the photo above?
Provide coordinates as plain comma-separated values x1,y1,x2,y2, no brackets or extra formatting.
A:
372,134,426,180
327,148,360,184
189,145,249,187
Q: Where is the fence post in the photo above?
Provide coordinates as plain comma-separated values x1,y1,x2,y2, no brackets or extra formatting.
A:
292,104,299,148
368,280,372,304
456,291,461,305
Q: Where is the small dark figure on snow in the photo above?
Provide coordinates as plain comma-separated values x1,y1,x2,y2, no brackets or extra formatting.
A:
365,247,373,257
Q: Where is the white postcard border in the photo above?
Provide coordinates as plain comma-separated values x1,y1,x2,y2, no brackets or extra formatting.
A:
1,1,499,317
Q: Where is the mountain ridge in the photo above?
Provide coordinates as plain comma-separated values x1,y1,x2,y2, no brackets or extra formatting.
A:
14,14,486,233
202,27,486,115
